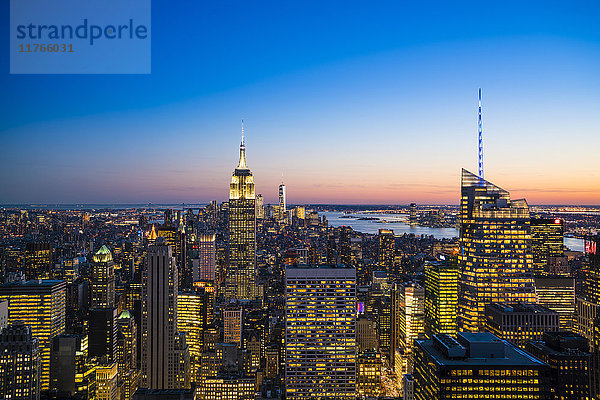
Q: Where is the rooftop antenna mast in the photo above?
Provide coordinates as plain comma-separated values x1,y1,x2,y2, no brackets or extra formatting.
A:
241,119,245,147
478,88,484,179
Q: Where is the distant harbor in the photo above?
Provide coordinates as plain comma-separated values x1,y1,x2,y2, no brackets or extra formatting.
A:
323,211,585,252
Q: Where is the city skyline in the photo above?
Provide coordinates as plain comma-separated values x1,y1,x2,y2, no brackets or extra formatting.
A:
1,2,599,205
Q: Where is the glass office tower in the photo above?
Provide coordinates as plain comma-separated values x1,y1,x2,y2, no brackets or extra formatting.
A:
458,169,536,332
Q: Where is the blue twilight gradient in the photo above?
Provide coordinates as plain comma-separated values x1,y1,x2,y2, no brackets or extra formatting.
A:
1,1,599,204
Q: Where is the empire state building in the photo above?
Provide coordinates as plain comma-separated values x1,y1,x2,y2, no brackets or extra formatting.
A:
226,122,257,300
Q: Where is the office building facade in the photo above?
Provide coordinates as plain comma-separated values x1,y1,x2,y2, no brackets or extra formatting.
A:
0,279,66,390
458,169,536,332
484,302,559,348
285,265,356,399
413,332,552,400
424,260,458,338
0,323,41,400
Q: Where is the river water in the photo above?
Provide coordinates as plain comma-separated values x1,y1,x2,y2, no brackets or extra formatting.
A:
322,211,584,252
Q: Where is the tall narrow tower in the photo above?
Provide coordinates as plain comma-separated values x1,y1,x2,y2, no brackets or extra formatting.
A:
478,88,484,179
227,120,257,300
278,182,286,221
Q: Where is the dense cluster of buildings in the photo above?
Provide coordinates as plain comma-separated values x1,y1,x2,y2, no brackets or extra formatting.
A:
0,135,599,400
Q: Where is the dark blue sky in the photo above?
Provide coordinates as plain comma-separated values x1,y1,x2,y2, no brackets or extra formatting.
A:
1,1,599,204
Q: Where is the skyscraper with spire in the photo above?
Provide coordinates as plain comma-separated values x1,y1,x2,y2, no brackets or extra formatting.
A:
226,121,257,300
458,169,536,332
278,182,286,223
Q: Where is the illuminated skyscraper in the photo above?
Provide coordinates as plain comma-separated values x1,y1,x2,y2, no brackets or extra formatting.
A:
255,194,264,219
142,242,190,389
91,245,116,308
413,333,552,400
23,242,52,280
357,316,378,353
396,283,425,376
156,227,187,287
200,375,254,400
96,362,119,400
534,276,575,330
424,260,458,338
378,229,395,273
458,169,536,332
530,218,564,276
278,183,287,223
177,288,213,386
576,235,600,355
0,280,66,390
526,331,591,400
0,323,41,400
116,310,137,372
224,307,242,345
285,265,356,399
356,351,382,398
484,302,559,348
227,123,257,300
409,203,417,226
116,310,140,400
194,234,216,282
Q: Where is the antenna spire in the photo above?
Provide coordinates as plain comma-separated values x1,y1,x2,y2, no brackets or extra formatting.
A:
237,118,248,170
241,119,245,147
478,88,484,179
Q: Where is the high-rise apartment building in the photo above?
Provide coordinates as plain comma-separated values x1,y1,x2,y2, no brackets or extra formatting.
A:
227,129,257,300
0,323,41,400
285,265,356,399
458,169,536,332
378,229,395,273
91,245,115,308
142,242,190,389
0,280,66,390
531,218,564,276
413,332,552,400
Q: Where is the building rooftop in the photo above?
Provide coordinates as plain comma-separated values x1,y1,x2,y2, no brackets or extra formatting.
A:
285,264,355,269
0,279,64,287
93,245,113,263
527,331,590,355
416,332,547,367
486,302,557,314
